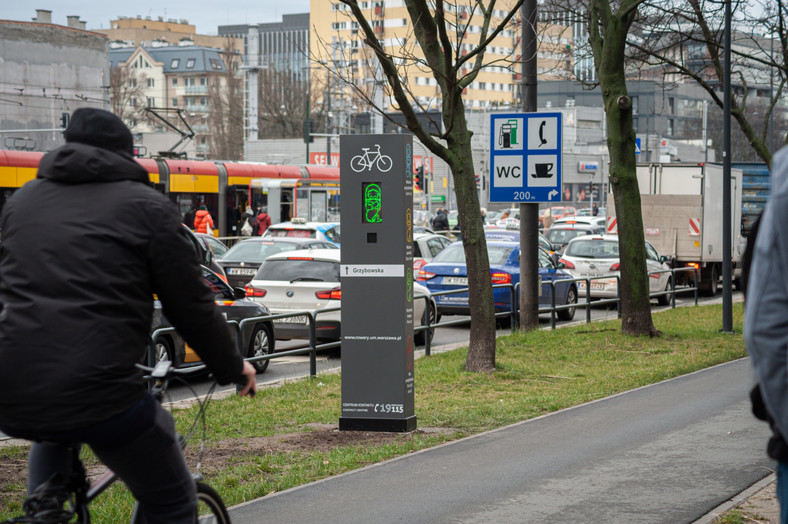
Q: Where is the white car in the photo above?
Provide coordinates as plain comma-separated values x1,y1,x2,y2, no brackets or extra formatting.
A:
262,218,341,245
245,249,438,345
551,216,606,228
558,235,673,305
413,232,452,279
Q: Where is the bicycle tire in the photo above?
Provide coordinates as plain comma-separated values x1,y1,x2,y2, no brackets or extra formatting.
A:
196,482,230,524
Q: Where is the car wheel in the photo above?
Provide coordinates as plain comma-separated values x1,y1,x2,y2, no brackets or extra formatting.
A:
247,323,275,374
558,285,577,321
151,336,176,366
415,302,437,345
657,277,672,306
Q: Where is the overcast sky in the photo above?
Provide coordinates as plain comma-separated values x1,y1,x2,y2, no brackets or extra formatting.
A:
2,2,311,35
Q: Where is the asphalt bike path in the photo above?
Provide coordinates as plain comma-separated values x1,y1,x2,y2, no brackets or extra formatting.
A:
229,357,771,523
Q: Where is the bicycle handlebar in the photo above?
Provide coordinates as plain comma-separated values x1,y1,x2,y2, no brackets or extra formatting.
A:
135,361,255,397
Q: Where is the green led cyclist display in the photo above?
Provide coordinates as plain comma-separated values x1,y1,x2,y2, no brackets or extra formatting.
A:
362,182,383,223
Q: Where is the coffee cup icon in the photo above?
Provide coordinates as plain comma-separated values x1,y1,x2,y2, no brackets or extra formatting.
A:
532,162,554,178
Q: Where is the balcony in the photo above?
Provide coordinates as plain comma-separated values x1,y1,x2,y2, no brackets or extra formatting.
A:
185,86,209,95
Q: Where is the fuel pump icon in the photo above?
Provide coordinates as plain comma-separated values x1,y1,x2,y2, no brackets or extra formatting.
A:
499,123,513,149
498,120,519,149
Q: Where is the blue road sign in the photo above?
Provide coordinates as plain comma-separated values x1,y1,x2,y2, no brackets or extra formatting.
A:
635,137,641,154
489,112,562,203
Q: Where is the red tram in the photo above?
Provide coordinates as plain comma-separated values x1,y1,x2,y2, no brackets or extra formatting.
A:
0,150,340,236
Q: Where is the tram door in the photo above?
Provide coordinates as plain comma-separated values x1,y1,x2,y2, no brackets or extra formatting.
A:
298,188,329,222
249,179,297,225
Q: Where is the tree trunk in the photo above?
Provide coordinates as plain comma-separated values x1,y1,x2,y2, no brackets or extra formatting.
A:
445,111,497,372
593,1,659,337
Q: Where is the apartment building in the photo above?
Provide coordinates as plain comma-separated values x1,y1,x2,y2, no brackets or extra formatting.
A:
109,45,238,157
309,0,574,112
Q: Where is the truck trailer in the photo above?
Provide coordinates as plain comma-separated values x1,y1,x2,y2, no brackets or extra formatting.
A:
607,163,743,295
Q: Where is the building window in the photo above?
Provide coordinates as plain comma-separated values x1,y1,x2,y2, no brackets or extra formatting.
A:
186,58,195,69
147,97,155,107
172,78,178,86
172,98,178,106
186,78,195,86
129,98,136,107
129,78,137,88
209,58,222,70
200,97,207,106
200,77,207,86
147,78,155,88
171,58,180,68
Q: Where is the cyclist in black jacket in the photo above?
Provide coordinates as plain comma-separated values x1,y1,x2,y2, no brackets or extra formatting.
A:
0,108,257,523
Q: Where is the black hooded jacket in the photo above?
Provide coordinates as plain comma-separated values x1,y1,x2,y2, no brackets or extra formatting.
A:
0,143,244,432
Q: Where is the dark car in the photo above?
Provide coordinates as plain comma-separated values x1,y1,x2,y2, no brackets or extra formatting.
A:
181,225,228,283
150,266,275,374
194,232,230,259
218,237,338,289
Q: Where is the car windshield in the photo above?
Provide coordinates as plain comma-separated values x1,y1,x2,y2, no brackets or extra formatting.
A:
432,244,514,265
256,258,340,282
564,239,619,259
546,228,588,245
222,241,300,263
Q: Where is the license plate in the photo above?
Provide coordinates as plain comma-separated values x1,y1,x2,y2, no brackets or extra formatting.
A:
276,315,307,324
579,282,606,290
228,268,257,276
443,276,468,285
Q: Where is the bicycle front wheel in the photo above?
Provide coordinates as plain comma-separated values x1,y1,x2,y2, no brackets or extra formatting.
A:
196,482,230,524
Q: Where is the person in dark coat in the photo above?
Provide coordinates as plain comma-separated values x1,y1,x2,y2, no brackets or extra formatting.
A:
183,205,196,229
0,108,256,523
432,208,449,231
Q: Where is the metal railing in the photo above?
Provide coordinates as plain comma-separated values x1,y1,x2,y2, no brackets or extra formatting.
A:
146,267,702,377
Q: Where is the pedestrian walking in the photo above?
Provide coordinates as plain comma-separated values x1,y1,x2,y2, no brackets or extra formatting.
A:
744,145,788,524
254,206,272,236
432,208,449,231
240,205,255,237
193,204,214,235
182,205,196,230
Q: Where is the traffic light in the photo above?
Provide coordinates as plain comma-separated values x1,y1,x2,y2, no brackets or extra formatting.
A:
414,166,424,191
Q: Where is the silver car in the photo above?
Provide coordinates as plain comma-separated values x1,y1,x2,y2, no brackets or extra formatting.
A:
245,249,438,345
558,235,672,305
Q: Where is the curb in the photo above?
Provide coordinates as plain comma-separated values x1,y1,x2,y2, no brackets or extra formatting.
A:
691,473,776,524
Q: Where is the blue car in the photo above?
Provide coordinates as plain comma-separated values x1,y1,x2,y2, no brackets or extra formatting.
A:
416,241,577,320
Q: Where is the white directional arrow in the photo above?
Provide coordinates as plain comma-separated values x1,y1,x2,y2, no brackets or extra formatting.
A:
548,189,558,200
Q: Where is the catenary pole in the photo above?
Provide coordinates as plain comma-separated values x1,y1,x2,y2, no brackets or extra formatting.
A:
520,0,539,330
722,0,733,332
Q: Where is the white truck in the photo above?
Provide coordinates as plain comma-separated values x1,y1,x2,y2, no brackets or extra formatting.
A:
606,163,743,296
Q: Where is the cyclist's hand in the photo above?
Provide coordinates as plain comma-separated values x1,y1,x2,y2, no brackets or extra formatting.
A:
237,361,257,398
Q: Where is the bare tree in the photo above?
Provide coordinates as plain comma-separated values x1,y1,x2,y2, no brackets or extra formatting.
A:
207,43,244,160
109,64,146,127
333,0,551,372
627,0,787,166
256,68,328,139
587,0,660,336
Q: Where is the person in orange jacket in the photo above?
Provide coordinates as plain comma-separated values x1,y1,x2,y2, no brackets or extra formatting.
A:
193,204,214,234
